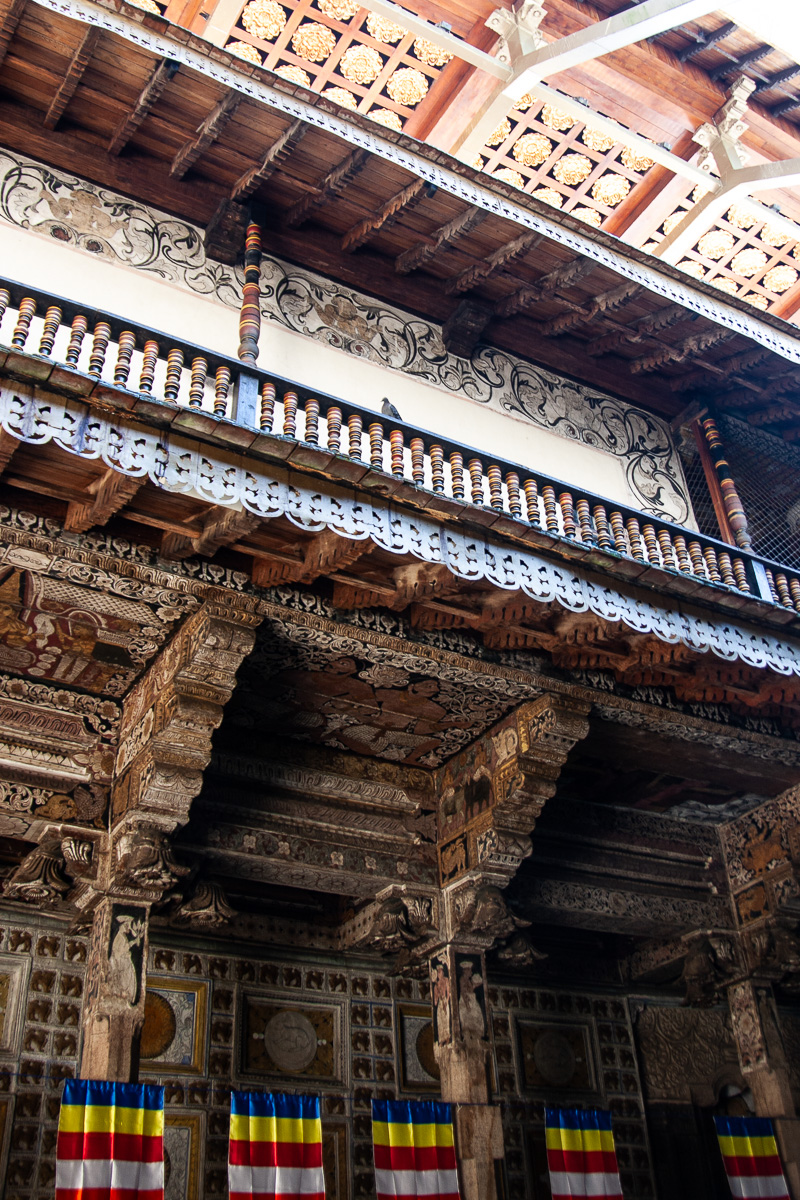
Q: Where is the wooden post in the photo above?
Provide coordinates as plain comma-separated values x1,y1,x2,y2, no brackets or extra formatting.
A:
699,415,752,550
238,220,262,365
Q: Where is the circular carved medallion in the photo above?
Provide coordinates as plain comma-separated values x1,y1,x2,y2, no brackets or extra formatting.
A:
264,1010,318,1071
140,991,176,1060
533,1031,576,1086
415,1021,440,1081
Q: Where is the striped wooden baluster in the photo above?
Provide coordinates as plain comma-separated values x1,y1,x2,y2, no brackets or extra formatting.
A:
673,535,691,574
542,486,558,533
410,438,424,485
703,547,721,583
488,465,503,510
430,445,445,494
559,492,576,539
304,397,319,444
687,540,706,578
700,415,752,550
657,530,676,569
468,459,484,505
389,430,404,477
732,558,750,592
283,390,298,438
327,406,342,453
775,573,793,608
642,524,659,565
764,568,779,603
609,512,627,554
626,518,644,561
718,552,736,588
66,315,88,366
576,499,593,543
12,297,35,348
115,332,136,386
238,221,262,365
450,453,465,501
348,414,362,459
523,479,539,525
593,505,612,549
188,358,207,407
38,306,62,356
0,288,9,327
506,472,521,519
790,577,800,613
214,366,231,416
369,422,384,470
260,382,275,430
164,348,184,402
139,340,159,392
88,322,111,378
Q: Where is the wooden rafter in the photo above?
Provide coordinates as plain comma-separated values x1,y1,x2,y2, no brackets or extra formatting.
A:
109,59,180,156
252,529,369,587
586,303,694,358
497,257,596,319
629,327,736,374
539,281,642,338
232,119,307,202
44,28,100,130
0,429,20,477
64,468,143,533
343,179,426,254
284,149,369,230
395,205,487,276
445,231,542,295
162,505,260,560
0,0,25,70
170,92,240,180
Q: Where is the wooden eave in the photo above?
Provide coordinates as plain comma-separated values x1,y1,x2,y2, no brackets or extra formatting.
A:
1,0,800,437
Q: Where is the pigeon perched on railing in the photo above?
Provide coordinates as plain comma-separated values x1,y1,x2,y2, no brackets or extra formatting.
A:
381,398,402,420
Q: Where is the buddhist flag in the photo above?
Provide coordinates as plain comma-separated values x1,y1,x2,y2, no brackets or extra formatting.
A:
228,1090,325,1200
714,1115,791,1199
545,1107,623,1200
55,1077,164,1200
372,1098,460,1200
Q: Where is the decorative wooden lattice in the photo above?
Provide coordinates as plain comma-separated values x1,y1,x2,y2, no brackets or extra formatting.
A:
473,96,655,225
208,0,457,129
643,187,800,314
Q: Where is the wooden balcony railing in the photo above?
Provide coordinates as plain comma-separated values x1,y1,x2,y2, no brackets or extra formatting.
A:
0,279,797,617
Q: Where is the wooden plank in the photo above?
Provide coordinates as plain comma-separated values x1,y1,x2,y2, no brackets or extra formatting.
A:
108,58,181,156
232,119,307,201
0,0,26,70
170,91,240,180
64,467,144,532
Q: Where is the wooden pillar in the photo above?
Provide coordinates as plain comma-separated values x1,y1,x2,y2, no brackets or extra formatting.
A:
728,980,800,1198
430,943,504,1200
81,895,150,1082
699,415,753,550
237,220,262,365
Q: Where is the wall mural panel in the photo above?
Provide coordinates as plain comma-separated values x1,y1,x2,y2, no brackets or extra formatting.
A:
0,149,690,522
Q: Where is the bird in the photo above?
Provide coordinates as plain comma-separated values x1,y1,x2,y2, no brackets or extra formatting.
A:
381,397,402,420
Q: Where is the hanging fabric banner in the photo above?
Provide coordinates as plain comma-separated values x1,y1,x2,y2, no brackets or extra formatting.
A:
714,1115,791,1199
372,1098,460,1200
55,1077,165,1200
545,1107,624,1200
228,1090,325,1200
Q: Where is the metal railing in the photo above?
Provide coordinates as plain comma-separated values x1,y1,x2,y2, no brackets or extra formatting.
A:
1,278,798,616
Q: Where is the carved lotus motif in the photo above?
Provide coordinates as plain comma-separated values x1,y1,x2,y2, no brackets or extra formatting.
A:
540,104,574,131
591,173,630,206
386,67,428,106
486,118,512,148
316,0,358,19
533,187,564,209
366,13,406,43
292,22,336,62
763,264,798,294
412,37,451,66
552,153,591,186
726,204,757,229
323,86,357,109
369,108,403,131
494,167,524,188
572,206,602,227
581,127,615,153
697,229,735,260
276,63,311,86
340,44,383,84
512,131,551,166
227,40,263,65
620,145,654,172
730,248,768,278
241,0,287,40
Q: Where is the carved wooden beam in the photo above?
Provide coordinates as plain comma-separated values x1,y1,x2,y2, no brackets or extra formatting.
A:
629,327,735,374
170,92,240,180
109,59,180,156
232,119,306,202
585,303,694,358
252,529,370,587
539,281,642,337
284,149,369,230
44,28,100,130
669,345,773,393
442,299,493,358
342,179,426,253
445,231,542,295
0,0,26,70
395,205,487,275
64,468,144,533
162,505,261,560
497,256,596,318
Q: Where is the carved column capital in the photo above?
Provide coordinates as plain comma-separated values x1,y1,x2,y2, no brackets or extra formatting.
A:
338,884,440,959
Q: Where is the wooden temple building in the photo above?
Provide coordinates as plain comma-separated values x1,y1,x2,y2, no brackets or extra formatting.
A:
2,0,800,1194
